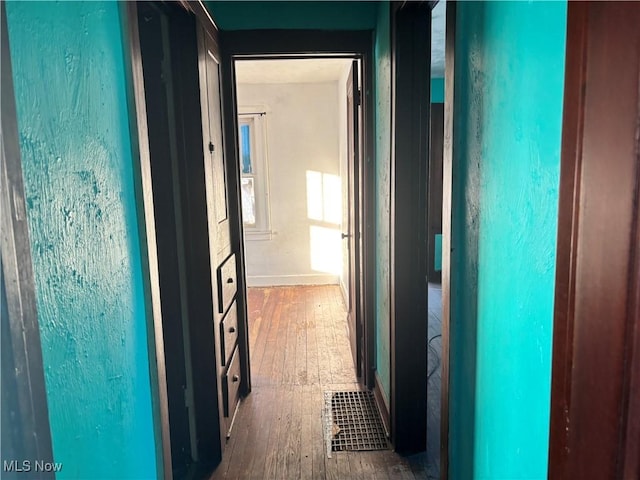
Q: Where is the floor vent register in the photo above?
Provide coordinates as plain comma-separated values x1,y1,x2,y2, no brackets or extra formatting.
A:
323,390,389,456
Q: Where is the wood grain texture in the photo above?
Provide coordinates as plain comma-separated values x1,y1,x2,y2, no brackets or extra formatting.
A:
549,2,640,478
209,286,429,479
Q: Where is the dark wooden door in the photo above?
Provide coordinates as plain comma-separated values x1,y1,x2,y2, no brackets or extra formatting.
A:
201,33,232,266
549,2,640,478
198,26,245,441
345,60,363,379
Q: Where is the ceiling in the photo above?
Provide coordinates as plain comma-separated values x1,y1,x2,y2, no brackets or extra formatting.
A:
235,58,353,84
235,1,447,84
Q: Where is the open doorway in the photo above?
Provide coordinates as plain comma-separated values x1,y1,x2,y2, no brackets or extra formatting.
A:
209,57,383,477
235,58,362,390
426,1,446,478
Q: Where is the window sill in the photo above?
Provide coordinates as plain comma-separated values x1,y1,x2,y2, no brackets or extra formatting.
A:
244,230,273,241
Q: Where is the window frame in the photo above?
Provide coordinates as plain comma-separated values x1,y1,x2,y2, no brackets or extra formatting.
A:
237,105,272,240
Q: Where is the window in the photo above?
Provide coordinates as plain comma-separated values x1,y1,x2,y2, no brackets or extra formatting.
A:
238,108,271,239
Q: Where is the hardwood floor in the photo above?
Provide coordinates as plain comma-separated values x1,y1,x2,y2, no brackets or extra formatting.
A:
426,283,442,480
209,285,431,479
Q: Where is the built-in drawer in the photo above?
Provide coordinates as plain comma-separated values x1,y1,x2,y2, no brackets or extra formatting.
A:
220,301,238,367
222,345,241,418
217,254,236,314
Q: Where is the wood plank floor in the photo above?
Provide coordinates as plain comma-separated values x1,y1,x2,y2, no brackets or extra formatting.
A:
426,283,442,480
209,285,431,480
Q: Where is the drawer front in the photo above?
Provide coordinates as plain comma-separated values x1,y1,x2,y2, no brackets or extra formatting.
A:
220,301,238,367
217,254,237,314
222,345,241,418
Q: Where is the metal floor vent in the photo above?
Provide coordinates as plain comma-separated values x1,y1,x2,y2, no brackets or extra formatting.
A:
323,390,389,454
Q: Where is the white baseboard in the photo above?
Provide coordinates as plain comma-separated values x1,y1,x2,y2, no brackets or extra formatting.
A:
246,274,339,287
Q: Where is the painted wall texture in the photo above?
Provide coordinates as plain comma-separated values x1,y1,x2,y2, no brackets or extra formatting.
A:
207,1,378,30
431,77,445,103
374,0,391,405
449,2,567,479
237,81,344,286
6,2,158,478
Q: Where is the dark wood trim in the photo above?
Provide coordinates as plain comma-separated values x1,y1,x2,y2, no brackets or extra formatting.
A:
362,32,376,392
547,3,587,474
119,4,172,478
0,4,54,473
440,1,456,477
220,30,373,56
389,1,431,454
177,0,220,35
219,39,251,400
623,181,640,479
548,2,640,478
219,29,377,391
374,372,391,438
218,54,361,61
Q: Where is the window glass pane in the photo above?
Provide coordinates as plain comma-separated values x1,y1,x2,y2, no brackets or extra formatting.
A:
241,177,256,225
240,124,252,174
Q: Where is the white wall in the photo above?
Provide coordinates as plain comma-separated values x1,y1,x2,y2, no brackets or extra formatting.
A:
237,82,344,286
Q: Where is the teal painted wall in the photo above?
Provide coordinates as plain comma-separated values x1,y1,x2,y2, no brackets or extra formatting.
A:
373,1,391,405
434,234,442,272
6,2,158,478
431,77,445,103
450,2,567,479
432,77,444,273
207,1,378,30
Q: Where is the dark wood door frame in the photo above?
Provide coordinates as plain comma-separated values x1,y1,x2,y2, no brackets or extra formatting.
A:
218,29,377,391
389,1,431,454
548,2,640,478
123,2,240,476
1,4,54,474
120,4,176,477
346,60,364,379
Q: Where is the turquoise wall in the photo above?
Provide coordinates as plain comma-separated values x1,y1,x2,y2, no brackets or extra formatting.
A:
208,1,378,30
434,234,442,272
373,1,391,406
6,2,158,478
431,77,445,103
450,2,567,479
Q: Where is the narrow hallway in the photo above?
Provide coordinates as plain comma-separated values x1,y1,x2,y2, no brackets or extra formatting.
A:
210,285,429,479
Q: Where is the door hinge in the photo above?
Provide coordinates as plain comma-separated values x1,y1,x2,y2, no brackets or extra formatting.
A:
208,141,215,153
355,89,362,106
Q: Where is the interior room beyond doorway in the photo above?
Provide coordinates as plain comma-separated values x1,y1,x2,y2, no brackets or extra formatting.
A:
234,58,353,293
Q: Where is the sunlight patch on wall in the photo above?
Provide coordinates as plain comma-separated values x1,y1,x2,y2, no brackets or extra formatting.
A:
306,170,342,225
309,225,342,274
306,170,342,274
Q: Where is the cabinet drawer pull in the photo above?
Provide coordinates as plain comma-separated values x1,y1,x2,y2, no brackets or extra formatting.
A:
226,277,234,284
229,326,236,333
232,375,239,383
